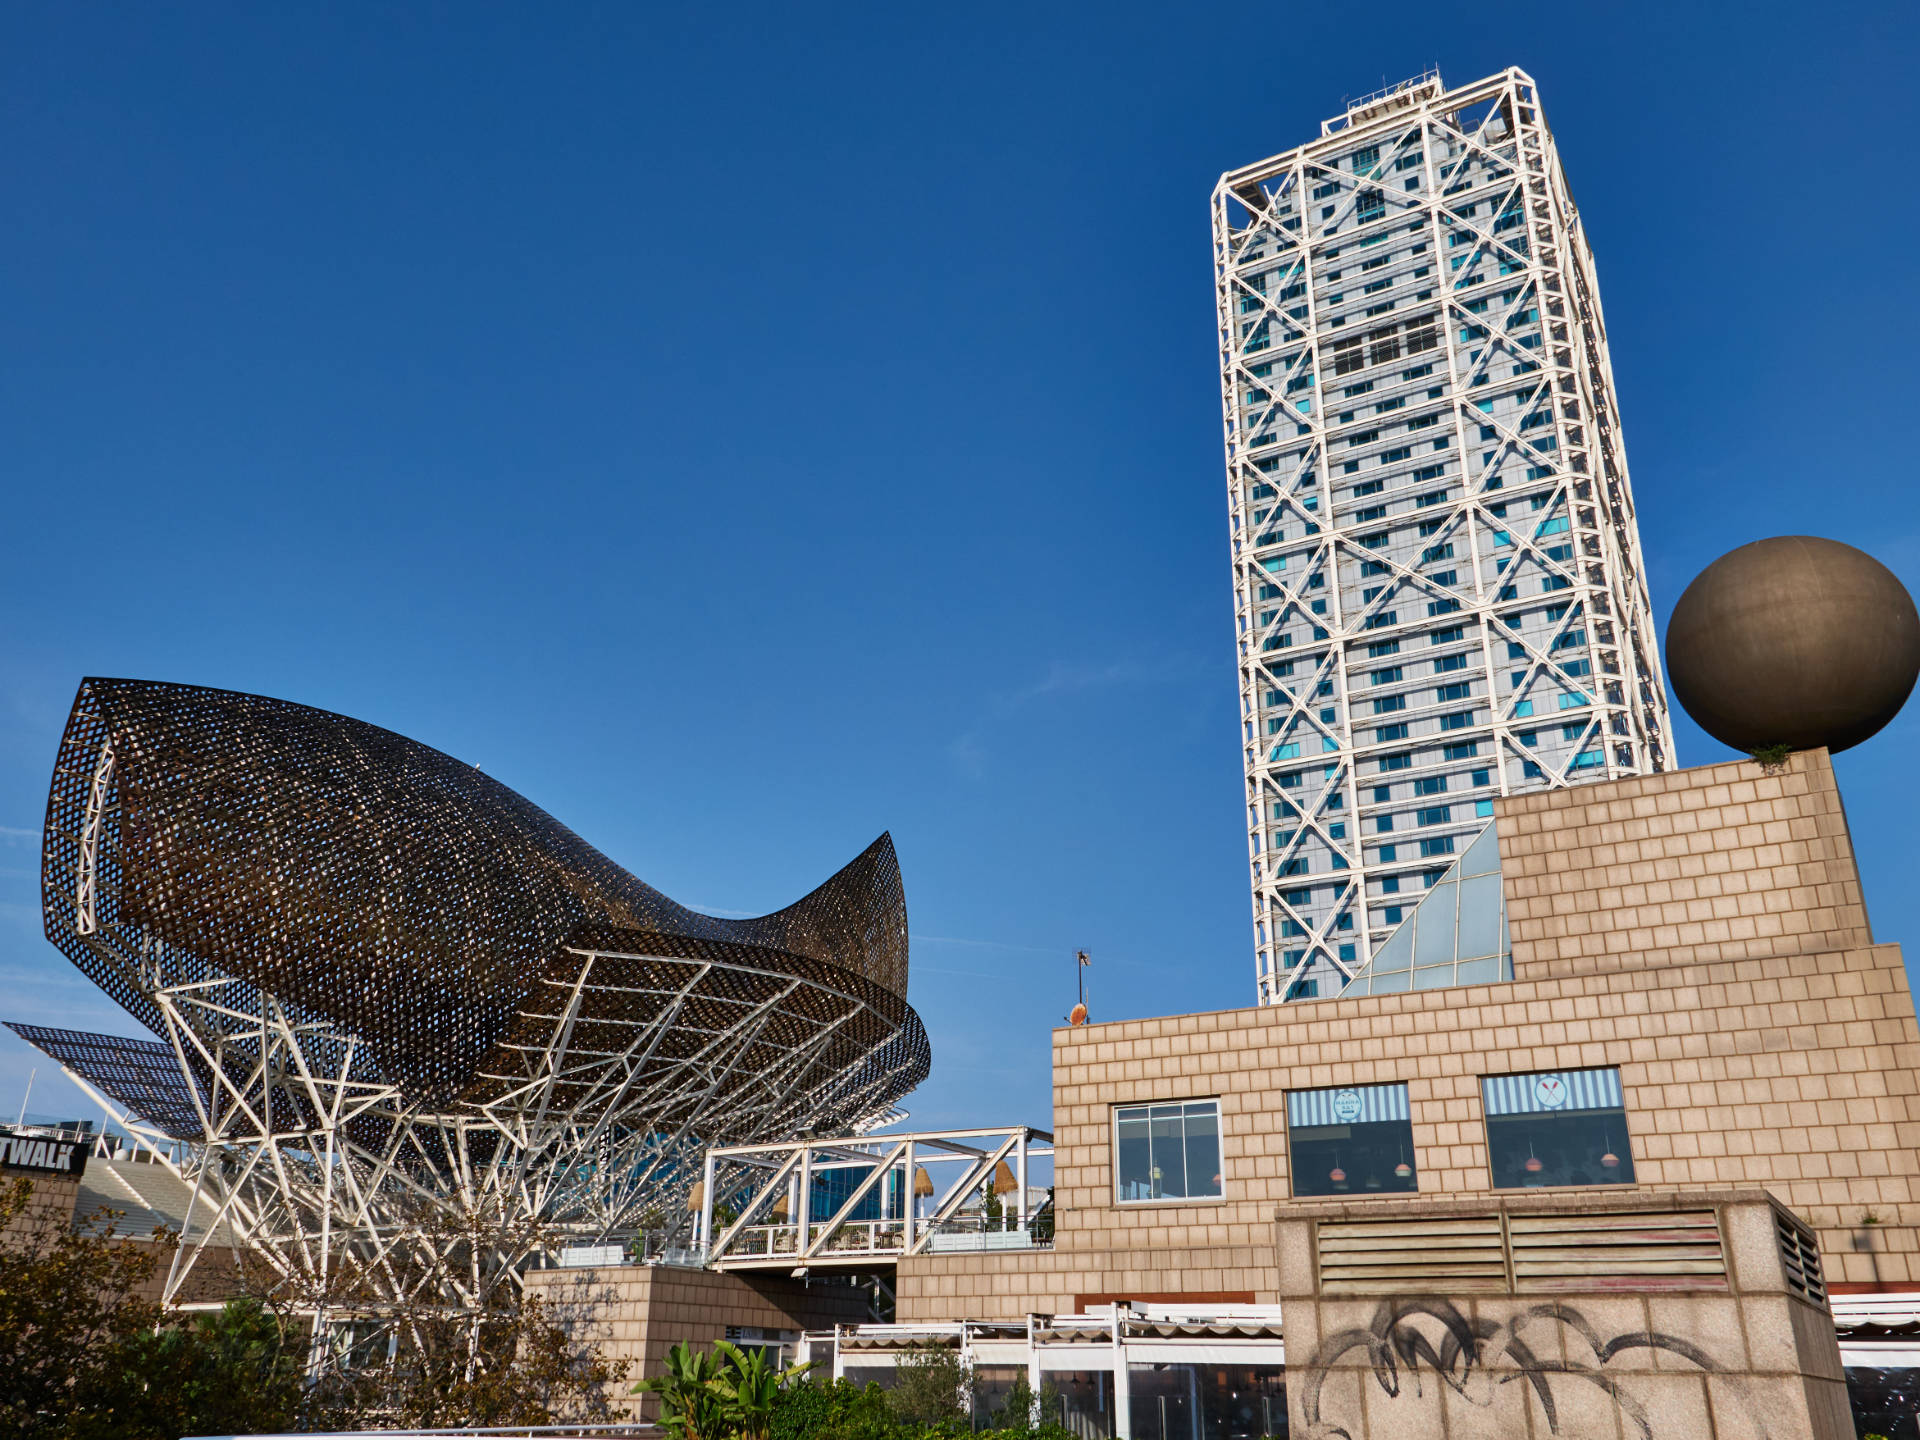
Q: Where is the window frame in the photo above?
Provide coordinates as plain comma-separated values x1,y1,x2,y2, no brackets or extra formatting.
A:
1283,1081,1419,1199
1111,1097,1227,1207
1479,1066,1638,1193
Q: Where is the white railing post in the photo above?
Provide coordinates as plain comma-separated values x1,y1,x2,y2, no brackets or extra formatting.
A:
903,1138,916,1253
1016,1131,1029,1231
796,1141,813,1256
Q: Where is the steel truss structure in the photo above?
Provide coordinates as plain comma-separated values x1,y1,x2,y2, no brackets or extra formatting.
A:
1212,68,1670,1005
699,1124,1053,1273
13,678,929,1323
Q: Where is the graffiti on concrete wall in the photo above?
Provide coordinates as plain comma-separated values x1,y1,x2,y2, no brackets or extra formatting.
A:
1295,1297,1767,1440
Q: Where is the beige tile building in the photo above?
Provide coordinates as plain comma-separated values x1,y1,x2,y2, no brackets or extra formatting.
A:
898,749,1916,1326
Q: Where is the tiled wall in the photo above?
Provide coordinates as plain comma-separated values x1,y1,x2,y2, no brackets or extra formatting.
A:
526,1264,868,1417
899,751,1920,1323
1501,749,1872,976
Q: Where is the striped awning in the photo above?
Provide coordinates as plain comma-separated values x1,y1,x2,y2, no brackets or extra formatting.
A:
1482,1067,1622,1117
1287,1082,1410,1128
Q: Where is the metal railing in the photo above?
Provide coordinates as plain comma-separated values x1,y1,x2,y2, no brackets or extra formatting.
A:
700,1124,1053,1268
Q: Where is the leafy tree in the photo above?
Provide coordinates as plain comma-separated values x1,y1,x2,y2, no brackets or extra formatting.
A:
638,1338,735,1440
0,1175,170,1438
885,1341,966,1426
769,1376,902,1440
67,1298,302,1440
712,1341,811,1440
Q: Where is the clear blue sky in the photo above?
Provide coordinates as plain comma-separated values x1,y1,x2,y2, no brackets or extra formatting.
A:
3,2,1918,1135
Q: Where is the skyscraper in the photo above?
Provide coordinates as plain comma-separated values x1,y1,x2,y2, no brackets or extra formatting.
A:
1212,68,1670,1005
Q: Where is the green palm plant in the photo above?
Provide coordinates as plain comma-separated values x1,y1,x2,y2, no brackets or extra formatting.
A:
712,1341,811,1440
635,1340,732,1440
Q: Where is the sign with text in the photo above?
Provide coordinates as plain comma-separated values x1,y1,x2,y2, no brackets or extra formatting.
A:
0,1126,90,1178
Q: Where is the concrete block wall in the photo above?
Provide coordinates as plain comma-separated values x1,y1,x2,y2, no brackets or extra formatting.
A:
1276,1191,1851,1440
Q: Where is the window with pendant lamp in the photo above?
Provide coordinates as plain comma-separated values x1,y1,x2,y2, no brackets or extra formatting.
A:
1481,1066,1635,1189
1285,1081,1417,1197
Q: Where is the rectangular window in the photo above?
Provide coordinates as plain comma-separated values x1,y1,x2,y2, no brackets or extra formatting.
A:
1443,741,1478,761
1375,724,1408,742
1115,1100,1224,1203
1286,1083,1416,1197
1436,682,1471,702
1434,654,1467,674
1420,836,1455,857
1481,1067,1634,1189
1417,805,1451,826
1373,696,1406,715
1413,776,1447,796
1370,667,1403,685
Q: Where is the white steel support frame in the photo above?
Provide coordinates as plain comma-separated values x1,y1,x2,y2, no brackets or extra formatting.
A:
1211,68,1669,1005
41,935,920,1331
700,1125,1053,1271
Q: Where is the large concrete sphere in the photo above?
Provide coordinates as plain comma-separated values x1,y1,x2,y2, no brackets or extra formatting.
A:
1665,536,1920,754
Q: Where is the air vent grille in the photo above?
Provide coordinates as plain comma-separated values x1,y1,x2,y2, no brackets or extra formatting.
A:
1315,1207,1731,1296
1777,1212,1826,1305
1317,1214,1507,1295
1510,1209,1725,1292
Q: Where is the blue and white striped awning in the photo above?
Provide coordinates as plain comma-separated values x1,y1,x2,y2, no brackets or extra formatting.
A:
1482,1067,1622,1117
1286,1082,1410,1128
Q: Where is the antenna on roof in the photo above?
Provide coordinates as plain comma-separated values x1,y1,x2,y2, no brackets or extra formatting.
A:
1067,951,1091,1026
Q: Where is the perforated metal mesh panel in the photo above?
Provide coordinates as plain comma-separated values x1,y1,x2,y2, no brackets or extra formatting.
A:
37,677,924,1109
2,1023,206,1140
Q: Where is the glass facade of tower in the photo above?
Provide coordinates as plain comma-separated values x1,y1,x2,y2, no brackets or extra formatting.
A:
1211,68,1670,1004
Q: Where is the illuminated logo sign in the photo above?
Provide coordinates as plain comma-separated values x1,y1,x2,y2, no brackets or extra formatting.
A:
0,1126,90,1178
1532,1075,1569,1110
1331,1088,1364,1123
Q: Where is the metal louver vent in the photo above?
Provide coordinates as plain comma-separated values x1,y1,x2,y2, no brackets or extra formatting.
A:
1317,1214,1507,1295
1777,1211,1826,1305
1510,1210,1725,1292
1316,1207,1729,1296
